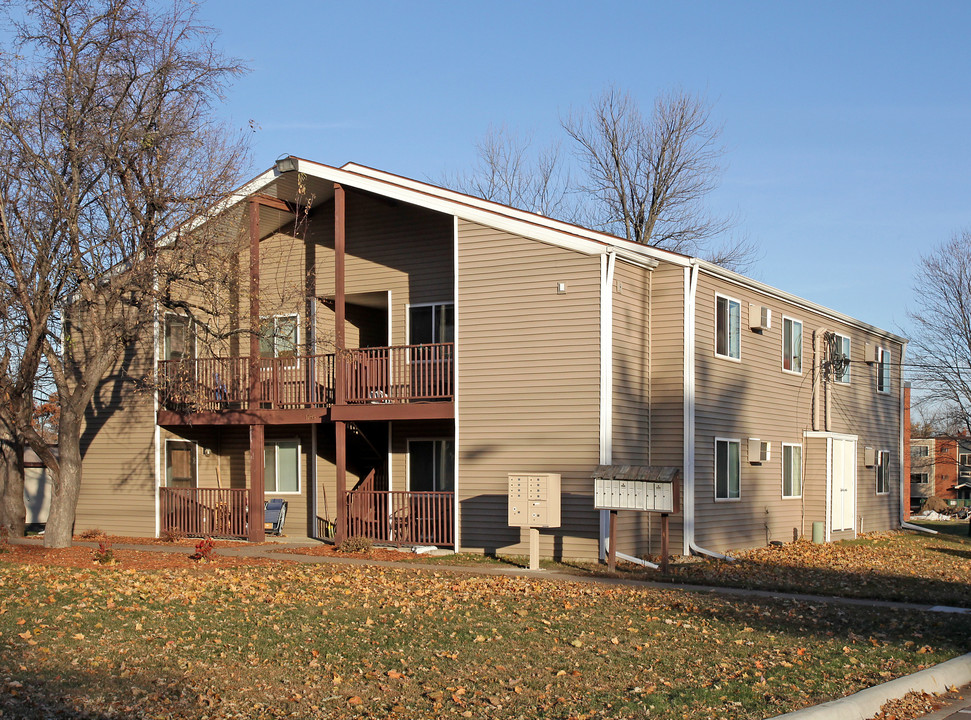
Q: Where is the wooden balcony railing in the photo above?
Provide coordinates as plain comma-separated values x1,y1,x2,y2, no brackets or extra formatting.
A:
159,487,249,539
158,343,452,412
342,490,454,547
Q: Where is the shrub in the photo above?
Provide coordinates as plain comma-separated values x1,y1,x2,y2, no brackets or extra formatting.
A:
336,536,373,554
160,526,186,543
190,537,216,562
92,541,115,565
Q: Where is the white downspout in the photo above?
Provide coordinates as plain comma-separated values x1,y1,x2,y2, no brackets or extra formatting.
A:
599,250,616,562
683,261,734,561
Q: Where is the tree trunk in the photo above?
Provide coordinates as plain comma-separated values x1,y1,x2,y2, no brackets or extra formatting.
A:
43,410,82,548
0,433,26,538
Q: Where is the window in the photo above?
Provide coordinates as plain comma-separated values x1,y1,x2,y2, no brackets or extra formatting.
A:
782,444,802,498
165,440,196,488
877,348,891,393
960,453,971,467
260,315,298,360
832,333,851,383
911,445,929,458
164,314,192,362
715,438,740,500
783,317,803,373
408,439,455,492
715,295,740,360
264,440,300,494
408,303,454,345
876,450,890,494
910,473,929,484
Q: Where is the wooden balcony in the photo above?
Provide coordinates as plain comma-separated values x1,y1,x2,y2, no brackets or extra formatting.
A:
343,489,455,548
157,343,454,423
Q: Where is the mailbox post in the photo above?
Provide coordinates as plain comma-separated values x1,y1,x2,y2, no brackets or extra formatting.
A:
592,466,681,573
508,474,561,570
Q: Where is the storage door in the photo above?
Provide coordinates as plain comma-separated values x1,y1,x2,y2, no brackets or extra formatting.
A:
830,438,856,531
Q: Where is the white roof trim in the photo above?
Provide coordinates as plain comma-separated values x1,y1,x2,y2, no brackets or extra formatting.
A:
694,259,908,345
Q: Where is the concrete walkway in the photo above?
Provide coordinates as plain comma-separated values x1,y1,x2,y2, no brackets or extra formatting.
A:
12,536,971,719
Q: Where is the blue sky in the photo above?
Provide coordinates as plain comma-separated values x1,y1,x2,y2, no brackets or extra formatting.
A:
199,0,971,340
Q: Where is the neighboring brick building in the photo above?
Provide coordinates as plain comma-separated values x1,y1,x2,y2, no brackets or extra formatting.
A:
910,435,971,510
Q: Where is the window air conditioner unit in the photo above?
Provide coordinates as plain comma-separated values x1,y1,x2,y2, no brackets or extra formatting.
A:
864,446,876,467
749,304,771,331
864,343,878,364
748,438,770,464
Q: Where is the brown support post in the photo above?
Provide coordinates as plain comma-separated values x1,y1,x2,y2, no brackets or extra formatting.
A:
334,183,346,405
248,424,265,542
607,509,617,572
335,420,347,542
660,513,670,574
248,198,262,409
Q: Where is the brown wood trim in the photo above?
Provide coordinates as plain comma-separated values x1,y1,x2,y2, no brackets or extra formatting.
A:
158,409,329,426
251,193,295,213
329,402,454,422
248,199,262,406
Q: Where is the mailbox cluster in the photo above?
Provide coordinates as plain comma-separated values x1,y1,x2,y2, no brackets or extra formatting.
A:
594,478,678,514
507,473,561,528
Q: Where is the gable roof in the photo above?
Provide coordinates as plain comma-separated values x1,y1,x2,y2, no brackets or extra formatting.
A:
200,156,906,345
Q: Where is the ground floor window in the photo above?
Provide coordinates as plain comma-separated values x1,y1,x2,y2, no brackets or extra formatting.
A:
165,440,197,488
782,443,802,498
408,439,454,492
876,450,890,494
264,439,300,494
715,438,740,500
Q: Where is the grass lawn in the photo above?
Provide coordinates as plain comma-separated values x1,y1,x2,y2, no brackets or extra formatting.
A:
1,559,969,719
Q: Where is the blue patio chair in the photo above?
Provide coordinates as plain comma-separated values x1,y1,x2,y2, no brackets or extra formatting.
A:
264,498,288,536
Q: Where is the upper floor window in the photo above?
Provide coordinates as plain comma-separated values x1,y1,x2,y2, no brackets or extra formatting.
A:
876,450,890,494
409,303,454,345
260,314,298,359
715,438,741,500
164,314,193,362
910,473,929,484
960,453,971,466
911,445,929,458
715,295,740,360
783,317,803,373
877,348,891,393
831,333,851,383
782,443,802,498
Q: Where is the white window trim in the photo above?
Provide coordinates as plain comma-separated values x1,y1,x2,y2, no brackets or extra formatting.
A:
877,347,891,394
164,438,198,488
406,437,454,492
959,453,971,466
264,437,302,495
832,332,851,384
259,313,300,362
911,445,930,458
405,302,454,345
714,437,741,502
782,442,803,499
910,473,929,484
782,315,803,375
876,450,890,495
714,293,742,363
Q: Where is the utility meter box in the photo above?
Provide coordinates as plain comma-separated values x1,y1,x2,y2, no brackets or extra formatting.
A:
508,473,561,528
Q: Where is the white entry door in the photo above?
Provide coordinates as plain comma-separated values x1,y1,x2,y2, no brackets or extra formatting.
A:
831,438,856,532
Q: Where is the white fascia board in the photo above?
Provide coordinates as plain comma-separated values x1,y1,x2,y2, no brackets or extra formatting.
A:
694,259,908,345
300,160,674,265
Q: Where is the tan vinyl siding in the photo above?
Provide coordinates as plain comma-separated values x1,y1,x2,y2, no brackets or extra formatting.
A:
457,220,601,560
76,337,156,536
692,271,903,551
803,435,829,535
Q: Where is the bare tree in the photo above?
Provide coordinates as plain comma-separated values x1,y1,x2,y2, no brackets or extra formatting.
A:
450,87,757,271
0,0,249,547
443,125,577,221
908,231,971,437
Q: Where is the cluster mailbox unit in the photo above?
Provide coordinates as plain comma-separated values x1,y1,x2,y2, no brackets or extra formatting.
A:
508,473,561,570
592,465,681,571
